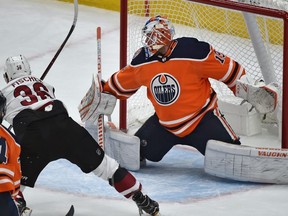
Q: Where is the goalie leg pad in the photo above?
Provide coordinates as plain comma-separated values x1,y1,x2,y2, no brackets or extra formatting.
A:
105,129,140,171
205,140,288,184
85,121,140,171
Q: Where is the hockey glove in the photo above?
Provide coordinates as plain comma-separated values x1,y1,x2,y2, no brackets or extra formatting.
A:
78,76,116,122
235,75,279,114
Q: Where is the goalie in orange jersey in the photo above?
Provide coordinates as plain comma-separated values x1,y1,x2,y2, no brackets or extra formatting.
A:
102,15,278,163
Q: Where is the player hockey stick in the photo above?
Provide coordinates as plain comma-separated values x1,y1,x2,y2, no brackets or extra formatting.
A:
96,27,105,149
40,0,78,80
7,0,78,132
65,205,74,216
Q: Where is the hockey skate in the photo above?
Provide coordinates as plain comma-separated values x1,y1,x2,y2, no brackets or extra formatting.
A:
132,190,160,216
15,191,32,216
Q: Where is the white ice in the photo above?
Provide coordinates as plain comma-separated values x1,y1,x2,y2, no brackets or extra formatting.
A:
0,0,287,215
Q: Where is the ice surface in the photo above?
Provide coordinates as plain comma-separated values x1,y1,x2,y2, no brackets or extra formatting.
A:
0,0,287,215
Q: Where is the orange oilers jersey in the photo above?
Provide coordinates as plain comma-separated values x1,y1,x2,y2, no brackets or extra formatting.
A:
104,37,245,137
0,125,21,198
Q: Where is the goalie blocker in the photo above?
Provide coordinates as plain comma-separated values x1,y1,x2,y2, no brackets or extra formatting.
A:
204,140,288,184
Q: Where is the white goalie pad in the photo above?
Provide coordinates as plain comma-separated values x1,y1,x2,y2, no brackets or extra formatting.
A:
204,140,288,184
235,75,279,114
78,75,116,122
105,128,140,171
85,121,140,171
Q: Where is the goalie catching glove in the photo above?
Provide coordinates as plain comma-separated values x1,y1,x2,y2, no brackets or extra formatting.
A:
235,75,279,114
78,75,116,122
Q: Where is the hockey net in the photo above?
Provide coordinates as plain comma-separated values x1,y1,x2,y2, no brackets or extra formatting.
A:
119,0,288,147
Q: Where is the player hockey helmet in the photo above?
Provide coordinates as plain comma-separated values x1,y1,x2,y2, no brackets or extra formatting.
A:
0,91,6,124
141,15,175,56
4,55,31,83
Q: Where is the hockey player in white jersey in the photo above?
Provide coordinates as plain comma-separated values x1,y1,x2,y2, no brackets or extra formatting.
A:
1,55,160,216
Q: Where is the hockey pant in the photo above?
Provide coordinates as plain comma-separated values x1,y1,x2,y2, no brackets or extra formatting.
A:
135,109,241,162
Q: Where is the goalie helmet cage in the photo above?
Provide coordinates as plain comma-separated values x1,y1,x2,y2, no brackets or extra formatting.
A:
119,0,288,148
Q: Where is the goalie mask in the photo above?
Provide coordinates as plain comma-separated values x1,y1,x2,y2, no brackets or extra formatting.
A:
4,55,31,83
142,15,175,57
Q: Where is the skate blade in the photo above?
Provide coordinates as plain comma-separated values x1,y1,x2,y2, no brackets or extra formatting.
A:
138,208,161,216
152,211,161,216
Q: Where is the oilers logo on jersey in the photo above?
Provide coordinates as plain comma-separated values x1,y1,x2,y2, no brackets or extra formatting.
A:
150,73,180,106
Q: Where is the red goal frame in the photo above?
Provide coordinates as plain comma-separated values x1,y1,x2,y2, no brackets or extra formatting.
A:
119,0,288,148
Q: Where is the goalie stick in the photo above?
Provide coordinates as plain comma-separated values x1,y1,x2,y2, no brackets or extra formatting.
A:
77,29,106,147
78,27,142,171
96,27,105,149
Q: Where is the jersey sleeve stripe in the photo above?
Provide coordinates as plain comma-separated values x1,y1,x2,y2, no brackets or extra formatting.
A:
0,168,15,176
0,178,13,184
108,73,138,97
219,58,233,82
228,66,244,88
107,79,130,98
14,179,20,186
113,72,139,93
0,177,14,192
224,61,239,85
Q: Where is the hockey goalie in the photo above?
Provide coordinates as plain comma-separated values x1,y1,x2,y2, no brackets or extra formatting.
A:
79,16,281,185
78,72,280,172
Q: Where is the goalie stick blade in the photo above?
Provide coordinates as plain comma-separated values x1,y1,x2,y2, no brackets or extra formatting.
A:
65,205,74,216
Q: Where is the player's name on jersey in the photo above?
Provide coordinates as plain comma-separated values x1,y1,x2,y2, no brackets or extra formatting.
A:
11,76,43,88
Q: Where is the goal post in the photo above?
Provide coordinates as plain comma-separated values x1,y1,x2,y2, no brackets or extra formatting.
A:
119,0,288,148
119,0,128,132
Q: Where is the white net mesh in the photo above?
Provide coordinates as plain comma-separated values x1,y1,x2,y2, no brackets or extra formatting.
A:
124,0,284,129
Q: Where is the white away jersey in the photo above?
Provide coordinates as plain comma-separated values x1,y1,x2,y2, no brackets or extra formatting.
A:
1,75,56,125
